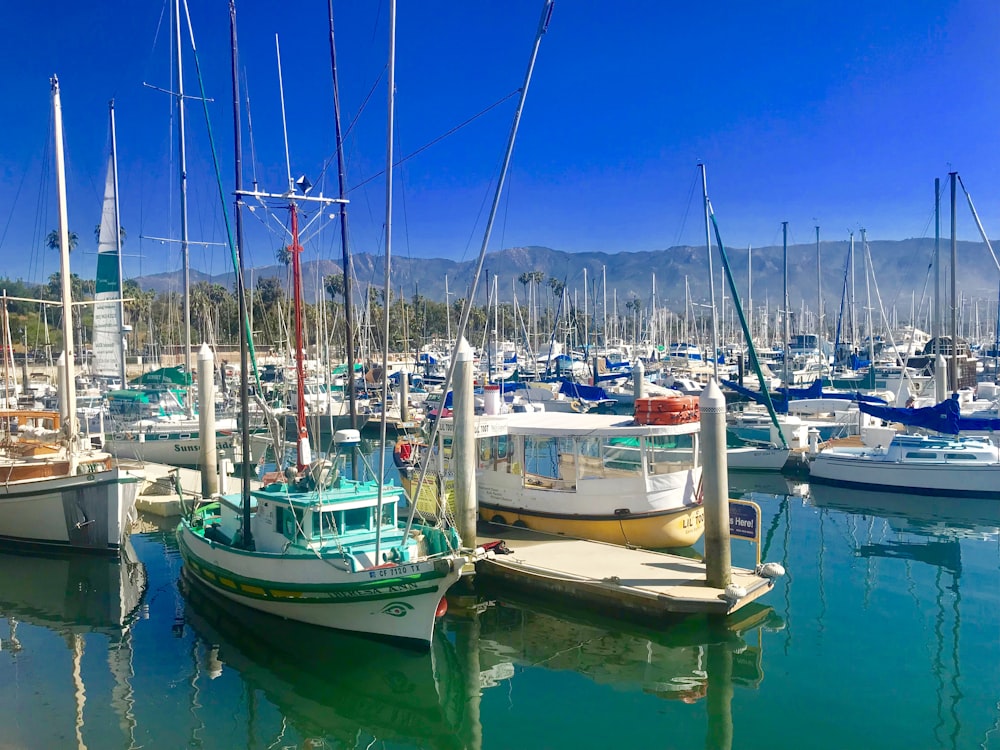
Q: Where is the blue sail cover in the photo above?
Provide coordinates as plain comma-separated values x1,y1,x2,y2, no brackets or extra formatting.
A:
859,396,961,435
957,414,1000,431
558,379,611,403
723,378,887,412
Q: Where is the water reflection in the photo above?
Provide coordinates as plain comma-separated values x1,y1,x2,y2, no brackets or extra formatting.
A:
180,572,467,749
0,541,146,749
809,483,1000,540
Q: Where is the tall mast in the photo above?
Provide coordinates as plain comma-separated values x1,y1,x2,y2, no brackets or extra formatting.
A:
933,177,941,340
229,0,252,547
747,245,753,342
375,0,397,562
782,221,789,389
327,0,358,432
175,0,192,406
699,163,719,378
110,101,126,386
949,172,958,393
815,224,822,361
51,75,78,443
602,265,607,348
583,267,588,353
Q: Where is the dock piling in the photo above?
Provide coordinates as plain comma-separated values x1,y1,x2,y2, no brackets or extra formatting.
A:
700,378,731,588
198,342,218,498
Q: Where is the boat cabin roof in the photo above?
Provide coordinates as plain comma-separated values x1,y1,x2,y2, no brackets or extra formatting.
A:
250,478,403,512
476,411,699,438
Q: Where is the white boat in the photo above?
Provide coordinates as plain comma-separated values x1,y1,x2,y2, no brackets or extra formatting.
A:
398,407,705,549
0,79,142,554
809,429,1000,498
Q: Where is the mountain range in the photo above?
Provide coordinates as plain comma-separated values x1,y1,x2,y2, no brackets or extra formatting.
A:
133,239,1000,313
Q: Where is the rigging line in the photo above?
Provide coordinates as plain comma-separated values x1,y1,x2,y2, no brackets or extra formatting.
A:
348,89,521,193
313,65,387,189
181,0,262,393
672,168,699,248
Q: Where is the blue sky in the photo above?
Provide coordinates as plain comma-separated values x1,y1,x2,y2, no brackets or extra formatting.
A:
1,0,999,289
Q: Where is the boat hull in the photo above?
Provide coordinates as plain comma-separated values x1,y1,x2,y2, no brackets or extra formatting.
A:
104,430,236,468
479,503,705,548
0,467,141,553
176,522,465,645
809,453,1000,498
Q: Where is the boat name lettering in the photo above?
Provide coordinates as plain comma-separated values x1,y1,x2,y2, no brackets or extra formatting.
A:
324,581,420,599
368,563,420,579
174,441,233,452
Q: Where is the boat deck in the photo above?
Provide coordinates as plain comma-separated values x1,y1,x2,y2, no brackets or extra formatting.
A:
474,524,774,617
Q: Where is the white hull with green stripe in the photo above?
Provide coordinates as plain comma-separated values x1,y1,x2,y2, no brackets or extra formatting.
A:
176,474,468,645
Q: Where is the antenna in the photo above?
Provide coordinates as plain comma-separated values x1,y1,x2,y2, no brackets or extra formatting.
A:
275,34,293,194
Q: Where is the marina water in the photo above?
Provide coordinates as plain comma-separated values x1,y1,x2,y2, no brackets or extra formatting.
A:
0,471,997,749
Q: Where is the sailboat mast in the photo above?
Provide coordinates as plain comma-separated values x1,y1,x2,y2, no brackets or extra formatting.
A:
949,172,958,392
175,0,192,404
602,265,607,348
375,0,397,563
699,163,719,378
109,101,126,386
815,225,822,364
327,0,358,432
782,221,789,389
290,206,310,470
229,0,252,547
51,76,77,437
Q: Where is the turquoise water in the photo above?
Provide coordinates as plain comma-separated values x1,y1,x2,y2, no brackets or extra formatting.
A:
0,474,997,749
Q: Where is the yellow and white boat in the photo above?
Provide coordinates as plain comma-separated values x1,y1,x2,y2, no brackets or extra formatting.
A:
396,411,704,549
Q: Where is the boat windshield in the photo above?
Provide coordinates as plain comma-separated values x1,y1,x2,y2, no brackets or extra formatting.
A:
645,434,696,475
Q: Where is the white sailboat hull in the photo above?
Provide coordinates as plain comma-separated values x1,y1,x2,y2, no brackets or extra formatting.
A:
0,467,141,553
809,449,1000,498
104,431,236,468
176,524,465,644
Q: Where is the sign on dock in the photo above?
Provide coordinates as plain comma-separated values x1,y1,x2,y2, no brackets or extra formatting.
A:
729,499,762,565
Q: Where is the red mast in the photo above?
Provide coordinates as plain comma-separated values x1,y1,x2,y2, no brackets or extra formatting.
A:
290,204,310,470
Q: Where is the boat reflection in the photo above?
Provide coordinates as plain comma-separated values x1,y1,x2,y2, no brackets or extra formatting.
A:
0,541,147,748
0,537,146,634
808,483,1000,541
180,572,467,749
465,592,778,701
728,470,806,499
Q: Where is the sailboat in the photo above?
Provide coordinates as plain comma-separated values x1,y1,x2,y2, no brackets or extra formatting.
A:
176,0,467,646
0,77,142,554
100,6,243,470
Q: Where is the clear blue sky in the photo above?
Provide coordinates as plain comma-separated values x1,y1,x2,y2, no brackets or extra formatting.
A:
2,0,999,289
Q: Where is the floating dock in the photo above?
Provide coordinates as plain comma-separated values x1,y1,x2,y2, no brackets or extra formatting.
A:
474,524,775,617
123,460,258,517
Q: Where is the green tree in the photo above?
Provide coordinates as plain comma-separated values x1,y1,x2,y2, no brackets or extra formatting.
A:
324,273,345,301
46,229,79,253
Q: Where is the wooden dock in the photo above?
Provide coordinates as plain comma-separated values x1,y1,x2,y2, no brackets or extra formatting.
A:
474,524,775,617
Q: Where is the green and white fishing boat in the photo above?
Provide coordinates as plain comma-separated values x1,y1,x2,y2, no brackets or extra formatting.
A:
176,430,467,645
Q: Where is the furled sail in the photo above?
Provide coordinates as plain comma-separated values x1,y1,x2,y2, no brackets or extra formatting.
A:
93,152,124,380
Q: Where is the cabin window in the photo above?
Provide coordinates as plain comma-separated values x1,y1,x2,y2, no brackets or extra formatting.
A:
905,451,938,459
524,436,561,480
478,435,510,471
313,510,341,537
381,503,396,527
944,453,976,460
577,437,605,479
602,438,643,476
646,434,695,475
277,506,303,539
342,506,372,533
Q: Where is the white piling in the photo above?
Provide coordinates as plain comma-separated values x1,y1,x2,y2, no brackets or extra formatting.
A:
453,337,477,549
935,353,949,400
700,378,731,588
198,343,219,498
399,369,409,422
633,358,646,401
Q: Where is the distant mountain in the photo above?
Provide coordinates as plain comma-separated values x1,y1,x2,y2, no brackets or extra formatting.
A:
133,239,999,312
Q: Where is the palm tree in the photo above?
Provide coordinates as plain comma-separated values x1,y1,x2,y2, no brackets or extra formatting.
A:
324,273,345,301
275,245,292,267
46,229,78,253
93,224,127,246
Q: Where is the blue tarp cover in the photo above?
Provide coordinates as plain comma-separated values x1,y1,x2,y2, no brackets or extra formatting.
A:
558,379,611,403
859,395,961,435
